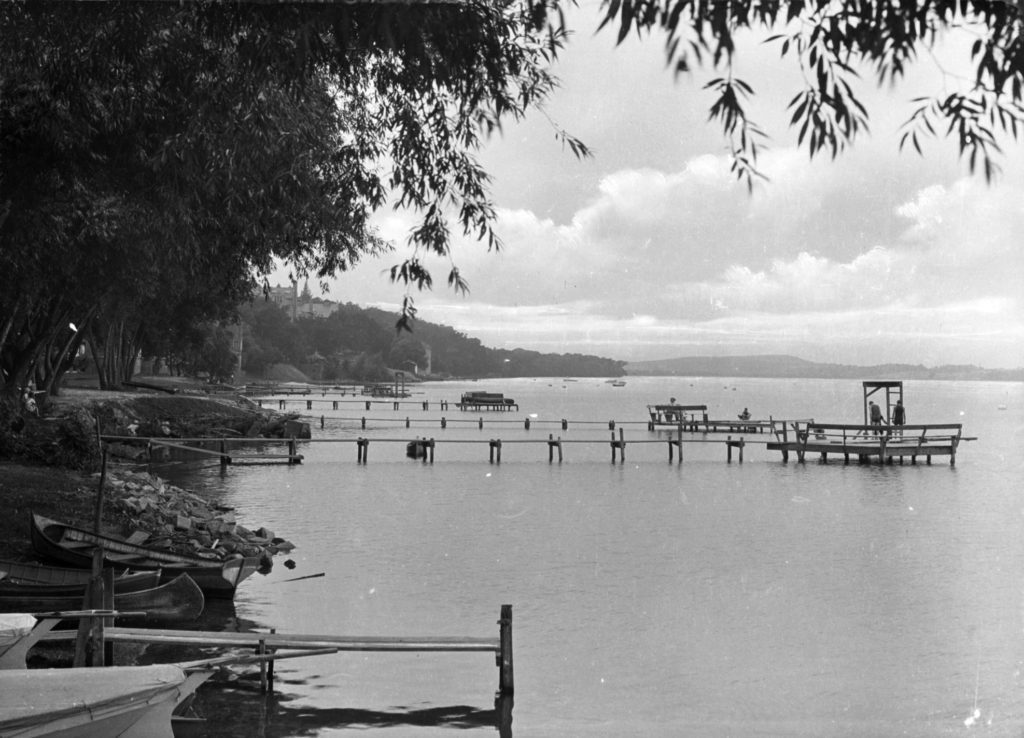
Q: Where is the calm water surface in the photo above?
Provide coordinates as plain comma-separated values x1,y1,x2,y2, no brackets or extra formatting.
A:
157,377,1024,737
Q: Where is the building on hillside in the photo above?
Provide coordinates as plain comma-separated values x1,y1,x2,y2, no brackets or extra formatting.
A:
298,299,337,318
260,281,339,320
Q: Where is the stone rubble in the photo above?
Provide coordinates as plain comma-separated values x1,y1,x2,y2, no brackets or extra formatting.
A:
93,469,295,570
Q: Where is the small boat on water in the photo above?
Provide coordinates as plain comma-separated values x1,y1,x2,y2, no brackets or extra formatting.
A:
29,514,259,599
0,559,160,594
0,573,204,624
0,663,211,738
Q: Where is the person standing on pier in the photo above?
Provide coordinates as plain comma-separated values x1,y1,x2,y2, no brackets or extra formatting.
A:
892,400,906,437
869,401,885,435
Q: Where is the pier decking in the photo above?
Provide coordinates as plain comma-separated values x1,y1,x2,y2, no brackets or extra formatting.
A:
766,421,967,465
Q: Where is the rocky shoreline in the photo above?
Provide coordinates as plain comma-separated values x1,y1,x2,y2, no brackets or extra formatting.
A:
1,388,300,570
92,468,295,570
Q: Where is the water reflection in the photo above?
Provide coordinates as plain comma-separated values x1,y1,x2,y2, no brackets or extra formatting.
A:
174,691,512,737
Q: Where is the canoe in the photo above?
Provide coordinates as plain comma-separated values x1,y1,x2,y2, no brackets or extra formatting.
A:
0,664,211,738
0,559,160,595
0,573,204,624
29,513,259,599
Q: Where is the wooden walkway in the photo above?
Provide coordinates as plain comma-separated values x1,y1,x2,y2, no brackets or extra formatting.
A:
37,605,513,696
766,422,968,465
102,436,304,465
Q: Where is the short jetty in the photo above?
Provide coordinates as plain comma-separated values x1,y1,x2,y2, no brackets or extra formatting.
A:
456,392,518,412
767,421,968,465
38,605,514,697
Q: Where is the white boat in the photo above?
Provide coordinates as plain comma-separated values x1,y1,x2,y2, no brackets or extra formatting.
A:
0,664,210,737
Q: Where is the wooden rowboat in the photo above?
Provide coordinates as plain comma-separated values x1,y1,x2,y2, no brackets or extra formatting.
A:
0,664,211,738
0,573,204,624
29,513,259,599
0,559,160,595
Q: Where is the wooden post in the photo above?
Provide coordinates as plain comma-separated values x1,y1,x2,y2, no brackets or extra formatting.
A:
306,400,312,410
547,434,563,463
361,416,366,429
102,567,114,665
394,401,399,411
93,448,108,534
524,417,531,430
497,604,514,696
75,548,106,667
727,436,733,463
561,419,568,430
258,637,268,692
405,416,410,428
441,416,447,429
489,439,502,464
267,628,276,691
427,439,435,463
365,400,371,410
220,439,229,467
479,417,484,429
608,420,615,430
321,415,325,429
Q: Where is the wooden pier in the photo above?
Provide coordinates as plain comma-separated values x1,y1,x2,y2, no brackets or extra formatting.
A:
103,436,305,465
647,404,777,434
766,421,968,465
38,605,514,697
455,392,519,412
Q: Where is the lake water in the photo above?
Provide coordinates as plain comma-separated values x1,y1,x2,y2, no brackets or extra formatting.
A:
156,376,1024,737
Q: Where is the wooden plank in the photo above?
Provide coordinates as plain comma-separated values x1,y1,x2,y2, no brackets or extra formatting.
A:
43,627,500,652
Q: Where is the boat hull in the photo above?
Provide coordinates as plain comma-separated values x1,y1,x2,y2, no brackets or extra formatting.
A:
29,514,258,599
0,574,204,625
0,664,210,737
0,560,160,596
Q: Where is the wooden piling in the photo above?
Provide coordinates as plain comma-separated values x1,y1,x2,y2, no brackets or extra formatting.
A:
610,428,625,463
258,636,268,692
489,439,502,464
547,434,563,463
497,604,514,696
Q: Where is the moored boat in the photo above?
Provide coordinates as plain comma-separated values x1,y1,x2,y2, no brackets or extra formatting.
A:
0,573,204,625
0,559,160,595
29,513,259,599
0,664,211,737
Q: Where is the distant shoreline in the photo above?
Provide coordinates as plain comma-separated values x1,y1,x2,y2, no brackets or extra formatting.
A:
623,354,1024,382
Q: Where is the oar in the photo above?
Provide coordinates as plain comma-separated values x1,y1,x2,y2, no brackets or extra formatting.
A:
276,572,325,583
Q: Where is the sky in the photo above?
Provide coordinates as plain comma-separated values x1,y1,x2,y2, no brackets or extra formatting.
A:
273,3,1024,369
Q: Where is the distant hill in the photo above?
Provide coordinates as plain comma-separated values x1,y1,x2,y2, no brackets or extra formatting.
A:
624,354,1024,381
